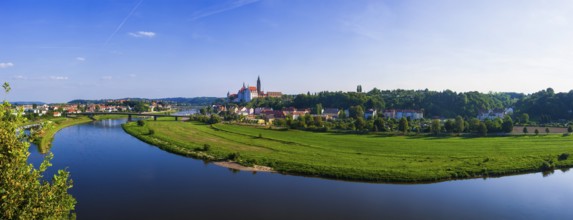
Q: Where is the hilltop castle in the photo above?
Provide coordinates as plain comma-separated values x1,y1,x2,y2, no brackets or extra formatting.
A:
228,76,282,102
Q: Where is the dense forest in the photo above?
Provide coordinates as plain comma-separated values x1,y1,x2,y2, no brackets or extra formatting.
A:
234,87,573,123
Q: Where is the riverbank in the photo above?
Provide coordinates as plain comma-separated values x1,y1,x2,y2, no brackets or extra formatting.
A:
34,115,127,152
122,120,573,183
214,161,275,172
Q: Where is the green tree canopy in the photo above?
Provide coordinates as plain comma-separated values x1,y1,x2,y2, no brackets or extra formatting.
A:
478,122,488,136
348,105,364,119
454,116,465,134
501,115,514,133
431,119,441,135
398,117,409,134
0,83,76,219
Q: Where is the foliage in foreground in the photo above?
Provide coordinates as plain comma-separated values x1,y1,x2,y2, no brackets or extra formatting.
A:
0,83,76,219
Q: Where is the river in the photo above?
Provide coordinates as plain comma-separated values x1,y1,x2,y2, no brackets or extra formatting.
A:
28,119,573,219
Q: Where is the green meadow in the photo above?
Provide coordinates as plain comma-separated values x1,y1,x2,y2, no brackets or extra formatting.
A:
122,120,573,182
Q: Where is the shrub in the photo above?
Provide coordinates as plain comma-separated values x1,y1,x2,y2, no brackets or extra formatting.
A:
137,120,145,126
227,152,240,160
148,129,155,135
258,133,263,138
540,160,555,171
243,159,258,166
558,153,570,161
203,144,211,151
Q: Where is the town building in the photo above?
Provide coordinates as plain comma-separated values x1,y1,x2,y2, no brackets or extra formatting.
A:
477,108,513,120
364,109,377,119
322,108,340,120
383,109,424,120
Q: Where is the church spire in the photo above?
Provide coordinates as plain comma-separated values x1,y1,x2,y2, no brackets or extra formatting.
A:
257,76,261,95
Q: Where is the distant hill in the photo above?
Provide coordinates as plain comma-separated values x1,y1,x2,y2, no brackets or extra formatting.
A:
11,101,46,105
156,97,223,105
67,97,222,106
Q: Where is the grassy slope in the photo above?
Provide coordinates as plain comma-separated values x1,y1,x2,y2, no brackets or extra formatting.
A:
123,120,573,182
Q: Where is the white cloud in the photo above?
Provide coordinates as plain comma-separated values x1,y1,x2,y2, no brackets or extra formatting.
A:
12,75,68,80
50,76,68,80
0,62,14,68
76,57,86,61
129,31,156,38
101,76,113,80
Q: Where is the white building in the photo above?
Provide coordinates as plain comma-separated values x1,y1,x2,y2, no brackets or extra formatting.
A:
383,109,424,120
477,108,512,120
237,107,254,116
364,109,377,119
235,83,259,102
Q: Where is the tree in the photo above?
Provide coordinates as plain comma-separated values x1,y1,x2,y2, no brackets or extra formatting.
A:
354,117,366,130
501,116,514,133
431,119,441,135
357,85,362,93
207,114,221,124
0,83,76,219
523,126,528,134
348,105,364,119
545,127,550,134
568,125,573,133
444,119,455,133
520,113,529,124
534,128,539,135
313,116,324,127
398,117,409,134
314,103,323,115
373,118,385,132
273,118,287,127
469,118,481,133
133,102,149,113
454,116,464,134
338,109,347,119
478,122,488,136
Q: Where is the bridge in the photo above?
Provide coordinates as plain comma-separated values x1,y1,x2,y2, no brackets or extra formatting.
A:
68,112,187,121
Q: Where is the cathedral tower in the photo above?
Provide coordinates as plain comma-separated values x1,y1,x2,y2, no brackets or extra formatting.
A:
257,76,261,95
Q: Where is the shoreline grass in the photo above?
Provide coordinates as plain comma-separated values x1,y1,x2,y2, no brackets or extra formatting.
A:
123,120,573,183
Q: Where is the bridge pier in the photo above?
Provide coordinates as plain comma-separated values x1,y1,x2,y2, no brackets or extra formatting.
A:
154,116,157,121
175,116,178,121
128,114,132,121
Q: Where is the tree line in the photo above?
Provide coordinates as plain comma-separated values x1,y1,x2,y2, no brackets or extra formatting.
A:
236,87,573,124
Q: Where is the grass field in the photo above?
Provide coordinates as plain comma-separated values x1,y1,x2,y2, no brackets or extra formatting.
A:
122,120,573,182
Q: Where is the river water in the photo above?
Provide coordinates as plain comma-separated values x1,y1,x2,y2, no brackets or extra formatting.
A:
28,119,573,219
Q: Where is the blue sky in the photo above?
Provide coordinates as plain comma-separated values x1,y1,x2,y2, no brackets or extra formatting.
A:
1,0,573,102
